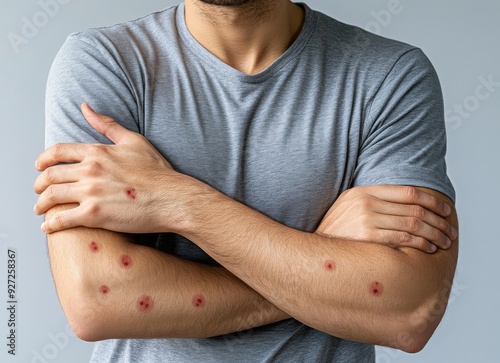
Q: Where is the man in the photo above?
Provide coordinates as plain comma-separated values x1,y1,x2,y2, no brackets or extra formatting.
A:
34,0,459,362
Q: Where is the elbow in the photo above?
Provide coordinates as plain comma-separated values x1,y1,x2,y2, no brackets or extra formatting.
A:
65,302,107,342
68,314,101,342
388,297,449,353
390,329,432,354
60,288,110,342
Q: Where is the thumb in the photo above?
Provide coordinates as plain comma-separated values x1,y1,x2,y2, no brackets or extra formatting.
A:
81,103,134,144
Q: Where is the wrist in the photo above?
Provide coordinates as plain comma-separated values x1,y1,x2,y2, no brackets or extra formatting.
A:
166,173,224,236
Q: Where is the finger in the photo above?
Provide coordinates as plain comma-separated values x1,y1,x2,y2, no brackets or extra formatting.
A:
36,143,90,171
34,184,80,215
34,164,81,194
376,229,437,254
375,214,451,250
365,185,451,218
371,199,457,241
41,207,83,234
81,103,136,145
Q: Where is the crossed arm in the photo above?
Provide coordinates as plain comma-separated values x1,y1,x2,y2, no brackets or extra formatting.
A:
44,204,289,340
35,105,458,353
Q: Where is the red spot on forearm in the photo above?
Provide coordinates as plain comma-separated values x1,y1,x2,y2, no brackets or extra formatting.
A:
369,281,384,297
192,294,205,308
324,260,337,272
99,285,110,295
90,241,100,252
120,255,133,269
125,188,137,200
137,295,154,312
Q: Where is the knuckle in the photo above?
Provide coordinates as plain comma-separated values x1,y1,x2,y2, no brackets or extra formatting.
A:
340,188,352,199
413,238,429,251
432,230,446,244
44,167,55,184
53,214,66,230
85,161,102,177
427,196,440,210
404,186,420,202
85,202,101,217
343,186,361,198
406,217,421,232
356,196,372,210
52,144,65,160
398,232,412,244
439,219,450,232
410,205,426,219
89,144,104,156
45,185,56,202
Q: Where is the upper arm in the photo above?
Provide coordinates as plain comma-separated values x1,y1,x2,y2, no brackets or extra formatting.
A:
46,33,141,149
349,49,458,340
353,48,455,203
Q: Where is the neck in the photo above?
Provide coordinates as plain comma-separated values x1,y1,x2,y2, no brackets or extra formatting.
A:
185,0,304,75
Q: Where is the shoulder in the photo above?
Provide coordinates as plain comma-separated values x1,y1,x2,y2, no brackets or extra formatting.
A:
59,5,179,67
309,7,429,79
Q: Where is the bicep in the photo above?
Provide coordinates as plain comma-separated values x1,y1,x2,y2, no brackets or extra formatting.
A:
353,49,455,203
46,34,140,149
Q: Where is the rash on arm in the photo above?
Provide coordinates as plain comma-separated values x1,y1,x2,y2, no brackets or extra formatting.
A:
181,185,458,352
45,204,289,341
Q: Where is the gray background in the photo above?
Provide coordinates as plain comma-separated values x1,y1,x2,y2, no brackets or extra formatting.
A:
0,0,498,362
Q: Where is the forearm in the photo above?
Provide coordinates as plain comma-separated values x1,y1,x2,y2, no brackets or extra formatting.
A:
47,205,289,341
181,182,459,352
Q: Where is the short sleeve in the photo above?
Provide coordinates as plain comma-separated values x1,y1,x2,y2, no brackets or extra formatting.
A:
45,33,141,148
353,48,455,203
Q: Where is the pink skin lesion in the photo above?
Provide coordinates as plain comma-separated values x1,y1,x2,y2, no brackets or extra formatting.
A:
324,260,337,272
125,188,137,200
99,285,110,295
120,255,133,269
137,295,154,312
369,281,384,297
90,241,100,253
192,294,206,308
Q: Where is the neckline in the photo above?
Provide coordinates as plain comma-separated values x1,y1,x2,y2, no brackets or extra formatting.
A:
176,2,317,84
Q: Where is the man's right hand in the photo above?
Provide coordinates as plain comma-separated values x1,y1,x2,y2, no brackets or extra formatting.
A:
315,185,458,253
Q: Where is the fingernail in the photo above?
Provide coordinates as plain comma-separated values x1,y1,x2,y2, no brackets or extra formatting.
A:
40,223,46,233
451,228,458,239
35,158,39,170
444,204,452,215
430,245,437,253
33,204,37,213
445,238,452,248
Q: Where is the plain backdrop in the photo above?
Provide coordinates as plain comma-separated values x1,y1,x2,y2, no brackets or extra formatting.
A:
1,1,498,362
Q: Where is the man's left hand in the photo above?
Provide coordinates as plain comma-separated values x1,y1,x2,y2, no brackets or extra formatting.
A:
34,103,191,234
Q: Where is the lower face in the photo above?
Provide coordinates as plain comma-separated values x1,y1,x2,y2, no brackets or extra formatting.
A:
196,0,253,6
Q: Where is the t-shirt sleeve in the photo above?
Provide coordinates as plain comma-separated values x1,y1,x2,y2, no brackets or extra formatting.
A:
45,32,141,149
352,48,456,203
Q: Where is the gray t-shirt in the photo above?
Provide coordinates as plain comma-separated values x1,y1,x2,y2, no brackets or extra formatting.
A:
45,2,455,362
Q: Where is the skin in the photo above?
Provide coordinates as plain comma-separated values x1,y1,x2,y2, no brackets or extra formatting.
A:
186,0,304,74
34,0,459,353
35,105,458,352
